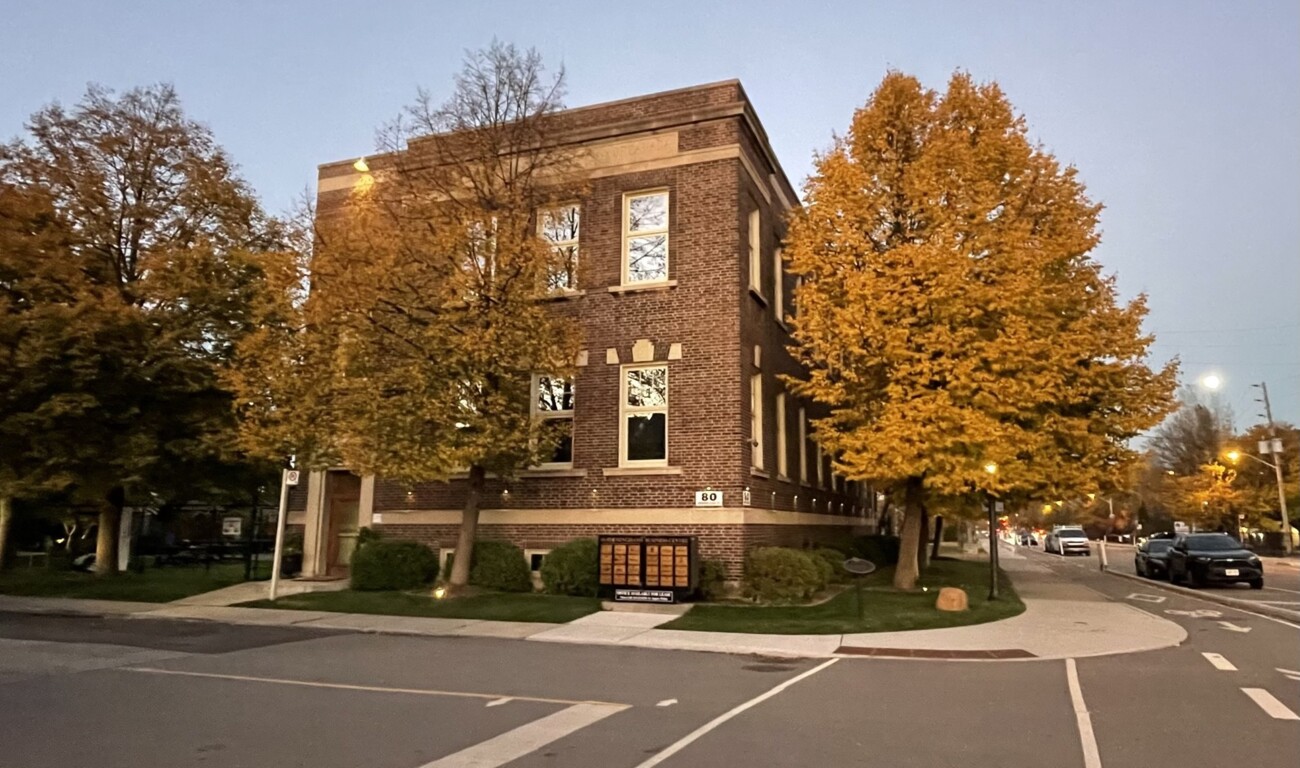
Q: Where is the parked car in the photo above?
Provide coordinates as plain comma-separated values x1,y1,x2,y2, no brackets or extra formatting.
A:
1167,533,1263,589
1135,538,1173,579
1046,526,1091,556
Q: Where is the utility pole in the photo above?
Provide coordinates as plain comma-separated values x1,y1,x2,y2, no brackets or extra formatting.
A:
1254,382,1292,555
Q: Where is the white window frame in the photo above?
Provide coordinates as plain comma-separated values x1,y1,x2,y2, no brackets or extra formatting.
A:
773,246,784,321
622,190,670,285
619,364,669,468
798,407,808,483
750,373,764,470
531,375,575,469
538,203,580,292
748,209,762,292
775,392,788,479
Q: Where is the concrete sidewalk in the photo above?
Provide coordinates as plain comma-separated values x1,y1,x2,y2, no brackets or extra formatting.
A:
0,544,1187,661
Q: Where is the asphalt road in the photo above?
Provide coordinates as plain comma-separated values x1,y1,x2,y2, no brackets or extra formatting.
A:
2,561,1298,768
1045,540,1300,617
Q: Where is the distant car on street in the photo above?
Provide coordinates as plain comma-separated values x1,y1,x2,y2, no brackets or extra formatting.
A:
1167,533,1263,589
1045,526,1091,556
1135,538,1173,579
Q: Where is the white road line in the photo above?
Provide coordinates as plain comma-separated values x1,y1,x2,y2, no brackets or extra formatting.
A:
419,702,627,768
1066,659,1103,768
1202,652,1238,671
1263,585,1300,596
1278,668,1300,681
123,667,623,708
1242,688,1300,720
633,658,839,768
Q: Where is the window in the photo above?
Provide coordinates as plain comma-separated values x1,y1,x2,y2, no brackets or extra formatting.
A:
621,365,668,466
775,393,788,478
773,247,784,321
623,191,669,283
816,441,824,487
463,219,498,302
748,209,762,291
798,407,807,483
750,373,764,470
540,204,580,291
533,376,575,467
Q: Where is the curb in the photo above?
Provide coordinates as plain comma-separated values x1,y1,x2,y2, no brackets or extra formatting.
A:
1105,569,1300,624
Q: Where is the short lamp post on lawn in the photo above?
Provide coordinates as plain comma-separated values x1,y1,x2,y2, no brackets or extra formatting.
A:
984,462,1000,601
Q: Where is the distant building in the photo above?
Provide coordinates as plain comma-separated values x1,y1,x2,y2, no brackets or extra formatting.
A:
292,81,876,580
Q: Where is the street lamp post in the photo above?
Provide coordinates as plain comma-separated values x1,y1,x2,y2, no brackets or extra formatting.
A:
1253,382,1293,555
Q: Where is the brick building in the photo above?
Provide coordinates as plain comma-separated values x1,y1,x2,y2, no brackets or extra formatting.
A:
291,81,878,580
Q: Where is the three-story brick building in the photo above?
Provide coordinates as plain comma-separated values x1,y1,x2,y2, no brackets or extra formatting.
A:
292,81,877,580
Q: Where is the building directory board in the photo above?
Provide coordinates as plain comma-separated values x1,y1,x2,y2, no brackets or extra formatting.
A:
598,534,697,602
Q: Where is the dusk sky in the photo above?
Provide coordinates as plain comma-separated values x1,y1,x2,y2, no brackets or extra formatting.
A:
4,0,1297,427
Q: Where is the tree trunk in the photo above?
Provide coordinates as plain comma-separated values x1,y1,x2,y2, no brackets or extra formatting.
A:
0,496,13,570
447,465,486,588
93,488,125,577
893,478,925,589
917,506,930,572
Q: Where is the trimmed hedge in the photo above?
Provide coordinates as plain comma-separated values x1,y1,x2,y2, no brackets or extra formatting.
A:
350,540,438,591
811,547,849,583
470,540,533,592
540,539,599,596
742,547,823,603
697,558,729,601
851,534,901,567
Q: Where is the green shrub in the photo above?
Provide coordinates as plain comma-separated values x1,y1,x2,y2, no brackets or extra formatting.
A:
852,534,901,566
470,540,532,592
350,540,438,591
540,539,599,596
697,558,729,601
357,526,384,546
811,547,849,583
742,547,822,603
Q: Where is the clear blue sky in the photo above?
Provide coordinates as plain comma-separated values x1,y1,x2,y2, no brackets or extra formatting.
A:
4,0,1297,427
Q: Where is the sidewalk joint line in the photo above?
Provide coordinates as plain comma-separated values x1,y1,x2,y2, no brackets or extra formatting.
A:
121,667,628,708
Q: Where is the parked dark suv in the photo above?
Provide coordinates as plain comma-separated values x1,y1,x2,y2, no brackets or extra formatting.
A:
1135,538,1173,579
1167,533,1263,589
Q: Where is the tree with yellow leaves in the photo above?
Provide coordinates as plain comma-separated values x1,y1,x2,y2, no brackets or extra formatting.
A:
785,72,1177,589
229,43,582,590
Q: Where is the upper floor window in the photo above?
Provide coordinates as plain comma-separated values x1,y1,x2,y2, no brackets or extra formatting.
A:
624,191,669,284
798,407,808,484
773,247,784,322
540,204,580,292
621,365,668,466
748,209,762,292
533,375,575,467
775,392,788,479
750,373,764,471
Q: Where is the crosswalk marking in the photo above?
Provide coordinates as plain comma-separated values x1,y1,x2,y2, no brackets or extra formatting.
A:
1242,688,1300,720
419,702,628,767
1202,652,1237,671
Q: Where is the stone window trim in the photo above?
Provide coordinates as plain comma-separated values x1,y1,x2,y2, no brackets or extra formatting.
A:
747,208,762,294
602,466,684,477
619,363,669,468
773,246,784,322
621,188,671,287
531,374,575,470
607,280,677,295
538,202,581,293
798,406,808,483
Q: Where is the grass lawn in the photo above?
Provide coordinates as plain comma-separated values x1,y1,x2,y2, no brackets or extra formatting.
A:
663,557,1024,634
239,589,602,624
0,562,249,603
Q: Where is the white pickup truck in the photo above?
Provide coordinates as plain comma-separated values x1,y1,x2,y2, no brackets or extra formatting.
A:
1045,526,1091,556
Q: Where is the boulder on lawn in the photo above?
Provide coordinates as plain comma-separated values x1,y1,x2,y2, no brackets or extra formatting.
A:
935,587,969,612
